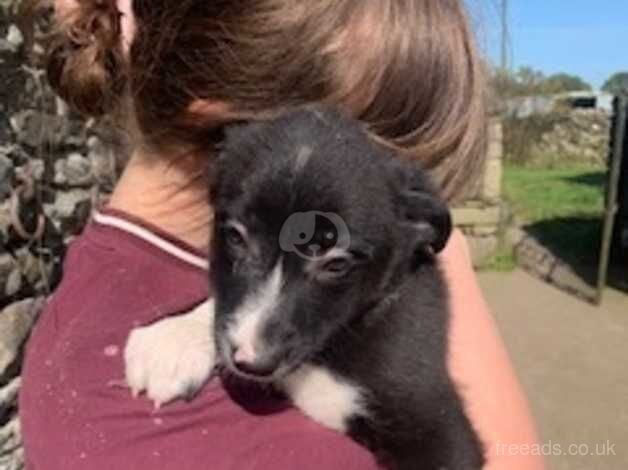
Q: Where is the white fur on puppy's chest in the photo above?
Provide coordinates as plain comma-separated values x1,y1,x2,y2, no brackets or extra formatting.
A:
282,365,365,433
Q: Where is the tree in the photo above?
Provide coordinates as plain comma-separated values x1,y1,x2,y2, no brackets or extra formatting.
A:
492,66,545,98
515,66,546,93
491,67,592,98
542,73,592,94
602,72,628,98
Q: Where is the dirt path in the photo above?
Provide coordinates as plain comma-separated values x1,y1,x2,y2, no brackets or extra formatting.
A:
478,269,628,470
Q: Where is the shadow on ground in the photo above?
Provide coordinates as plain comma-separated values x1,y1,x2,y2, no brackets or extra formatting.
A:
518,216,627,302
562,171,607,188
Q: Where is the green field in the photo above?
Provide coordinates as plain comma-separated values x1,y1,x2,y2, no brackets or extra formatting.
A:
504,165,605,222
503,164,606,266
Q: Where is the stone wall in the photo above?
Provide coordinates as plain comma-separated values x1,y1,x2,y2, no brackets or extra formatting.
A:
504,109,610,167
0,6,119,468
452,118,505,266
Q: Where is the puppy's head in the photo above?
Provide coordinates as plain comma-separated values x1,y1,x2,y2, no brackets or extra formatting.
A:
210,108,451,382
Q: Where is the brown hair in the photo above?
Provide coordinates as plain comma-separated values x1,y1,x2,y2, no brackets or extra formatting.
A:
47,0,486,201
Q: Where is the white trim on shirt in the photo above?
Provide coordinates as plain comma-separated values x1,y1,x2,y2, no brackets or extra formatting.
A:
93,211,210,271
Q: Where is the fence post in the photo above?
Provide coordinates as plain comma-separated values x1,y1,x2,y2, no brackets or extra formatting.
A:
596,97,627,304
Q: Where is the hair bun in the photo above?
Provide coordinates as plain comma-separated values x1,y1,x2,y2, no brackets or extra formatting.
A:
47,0,127,117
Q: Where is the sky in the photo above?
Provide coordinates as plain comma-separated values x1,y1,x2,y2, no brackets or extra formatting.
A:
469,0,628,89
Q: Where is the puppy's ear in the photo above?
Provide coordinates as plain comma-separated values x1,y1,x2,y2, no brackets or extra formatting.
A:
210,120,263,201
391,161,452,255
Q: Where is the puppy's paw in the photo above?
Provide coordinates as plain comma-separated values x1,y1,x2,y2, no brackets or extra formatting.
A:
124,300,216,408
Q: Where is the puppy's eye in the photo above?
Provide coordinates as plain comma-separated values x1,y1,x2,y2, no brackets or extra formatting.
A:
321,257,353,278
222,225,247,251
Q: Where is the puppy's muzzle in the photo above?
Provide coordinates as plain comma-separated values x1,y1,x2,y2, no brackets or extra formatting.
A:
223,339,282,379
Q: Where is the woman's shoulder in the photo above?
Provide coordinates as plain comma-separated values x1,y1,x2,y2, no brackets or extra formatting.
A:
49,218,209,324
23,219,210,389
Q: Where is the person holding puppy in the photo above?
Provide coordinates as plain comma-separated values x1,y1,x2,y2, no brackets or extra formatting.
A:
20,0,544,469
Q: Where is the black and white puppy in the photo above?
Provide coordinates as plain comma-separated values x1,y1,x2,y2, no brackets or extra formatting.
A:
125,108,484,470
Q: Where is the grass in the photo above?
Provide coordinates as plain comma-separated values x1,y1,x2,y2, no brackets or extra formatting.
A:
503,164,606,266
478,247,518,272
503,165,605,223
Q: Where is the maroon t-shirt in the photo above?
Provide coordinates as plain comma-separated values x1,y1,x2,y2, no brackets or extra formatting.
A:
19,209,378,470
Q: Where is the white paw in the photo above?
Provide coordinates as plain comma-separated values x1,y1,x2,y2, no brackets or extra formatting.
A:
124,300,216,408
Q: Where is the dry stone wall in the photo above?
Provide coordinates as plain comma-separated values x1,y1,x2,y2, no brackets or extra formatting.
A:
504,109,611,167
0,6,119,467
452,118,505,266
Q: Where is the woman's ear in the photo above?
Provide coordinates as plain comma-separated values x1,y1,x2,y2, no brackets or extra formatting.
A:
391,161,452,254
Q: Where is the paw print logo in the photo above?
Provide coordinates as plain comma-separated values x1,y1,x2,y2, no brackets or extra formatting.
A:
279,212,351,259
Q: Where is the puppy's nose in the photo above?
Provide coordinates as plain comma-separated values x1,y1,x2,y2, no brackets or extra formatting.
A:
232,346,277,378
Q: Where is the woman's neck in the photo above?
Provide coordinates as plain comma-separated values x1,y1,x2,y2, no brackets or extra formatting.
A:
107,150,213,250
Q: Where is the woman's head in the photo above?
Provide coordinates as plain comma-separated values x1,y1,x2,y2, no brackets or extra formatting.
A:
47,0,486,201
